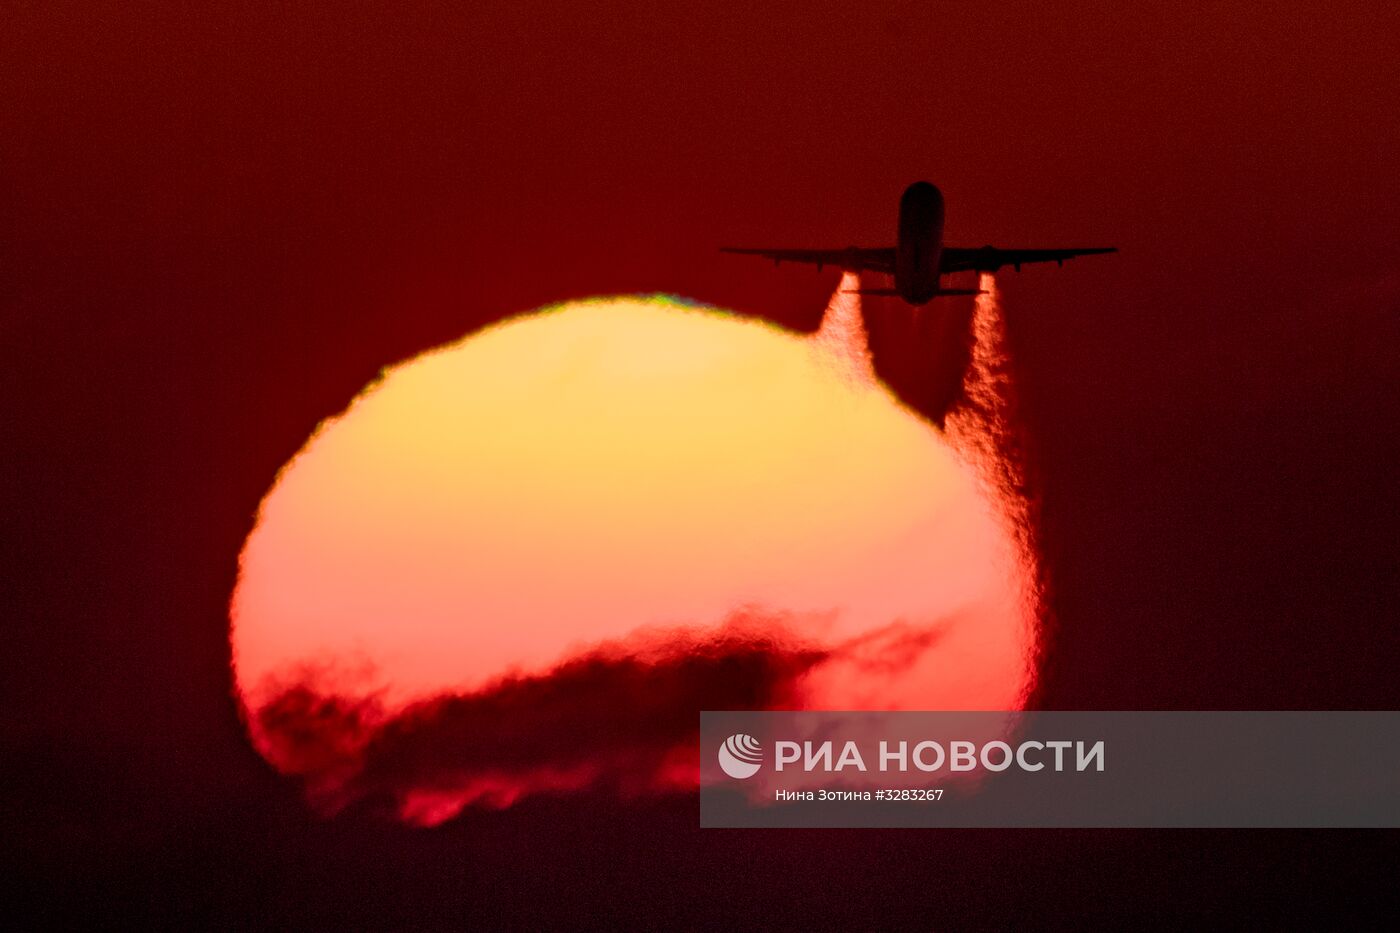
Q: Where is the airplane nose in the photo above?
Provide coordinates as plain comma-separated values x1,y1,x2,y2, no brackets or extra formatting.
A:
902,180,939,203
900,182,944,221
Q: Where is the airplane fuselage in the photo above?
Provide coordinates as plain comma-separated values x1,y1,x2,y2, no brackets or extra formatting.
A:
895,181,945,304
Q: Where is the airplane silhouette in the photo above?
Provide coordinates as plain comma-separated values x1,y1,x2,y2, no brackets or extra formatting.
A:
722,181,1116,305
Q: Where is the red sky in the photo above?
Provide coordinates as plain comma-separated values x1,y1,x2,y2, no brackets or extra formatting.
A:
4,1,1399,926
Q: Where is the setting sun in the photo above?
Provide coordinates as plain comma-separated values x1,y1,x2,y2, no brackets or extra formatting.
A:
230,277,1036,821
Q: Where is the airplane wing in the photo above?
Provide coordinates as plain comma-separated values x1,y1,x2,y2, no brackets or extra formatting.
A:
940,246,1116,274
720,246,896,274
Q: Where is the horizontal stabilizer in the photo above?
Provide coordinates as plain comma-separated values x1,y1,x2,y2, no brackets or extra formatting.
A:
841,288,985,297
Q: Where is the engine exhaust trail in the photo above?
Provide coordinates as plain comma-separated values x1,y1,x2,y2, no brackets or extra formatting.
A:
810,272,876,385
944,274,1043,648
810,271,1041,703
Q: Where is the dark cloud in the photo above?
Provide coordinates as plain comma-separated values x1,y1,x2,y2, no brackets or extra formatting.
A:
249,611,957,821
831,619,949,675
251,616,829,820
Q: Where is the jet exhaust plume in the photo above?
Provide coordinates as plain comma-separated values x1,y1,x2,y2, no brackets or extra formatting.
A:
945,274,1044,645
811,272,876,385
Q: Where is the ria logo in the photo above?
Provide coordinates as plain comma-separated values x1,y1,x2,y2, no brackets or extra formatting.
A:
718,733,763,779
